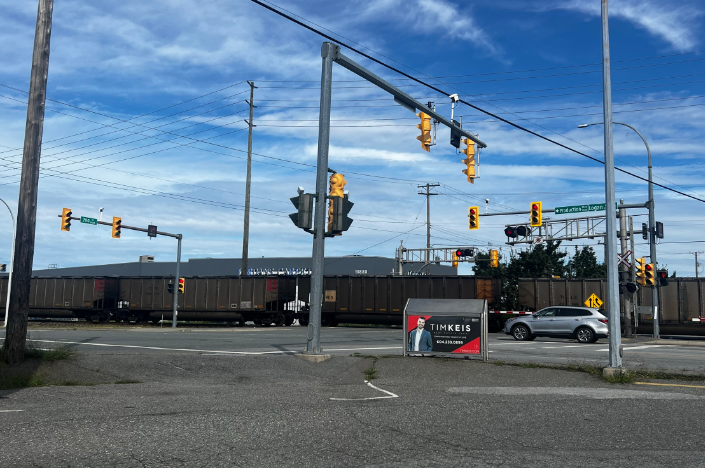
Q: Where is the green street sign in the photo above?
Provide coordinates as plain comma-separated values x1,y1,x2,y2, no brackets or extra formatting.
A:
554,203,616,215
80,216,97,225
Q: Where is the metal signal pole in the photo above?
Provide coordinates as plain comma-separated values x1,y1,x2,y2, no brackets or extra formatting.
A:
241,81,256,277
418,183,439,275
601,0,623,371
4,0,54,365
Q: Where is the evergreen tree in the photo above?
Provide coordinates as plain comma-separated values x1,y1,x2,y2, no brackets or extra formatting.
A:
567,246,607,278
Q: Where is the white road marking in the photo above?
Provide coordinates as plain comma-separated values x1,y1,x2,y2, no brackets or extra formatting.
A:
330,380,399,401
24,339,402,355
447,387,703,400
0,410,24,413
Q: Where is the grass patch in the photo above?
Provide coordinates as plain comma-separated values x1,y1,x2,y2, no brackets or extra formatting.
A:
114,379,141,384
0,375,47,390
364,366,378,381
23,346,74,362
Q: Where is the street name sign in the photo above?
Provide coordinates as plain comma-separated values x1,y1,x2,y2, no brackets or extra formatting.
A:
555,203,604,215
584,293,603,309
80,216,97,225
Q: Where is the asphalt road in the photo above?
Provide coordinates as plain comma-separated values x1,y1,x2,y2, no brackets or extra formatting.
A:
2,351,705,467
4,325,705,373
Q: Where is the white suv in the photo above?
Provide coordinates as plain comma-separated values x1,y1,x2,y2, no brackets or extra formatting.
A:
503,306,609,343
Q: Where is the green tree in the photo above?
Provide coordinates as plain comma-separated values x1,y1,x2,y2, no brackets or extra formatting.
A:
567,246,607,278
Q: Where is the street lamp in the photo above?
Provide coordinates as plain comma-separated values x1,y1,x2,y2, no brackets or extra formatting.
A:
0,198,16,328
578,121,659,338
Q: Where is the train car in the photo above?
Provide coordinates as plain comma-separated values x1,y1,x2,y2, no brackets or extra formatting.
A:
296,275,500,326
0,276,119,322
518,277,705,336
116,276,298,325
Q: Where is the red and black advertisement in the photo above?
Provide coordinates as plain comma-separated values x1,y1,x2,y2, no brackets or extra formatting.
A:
407,314,481,354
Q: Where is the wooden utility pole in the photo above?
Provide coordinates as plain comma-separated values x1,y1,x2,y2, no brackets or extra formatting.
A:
417,183,439,275
4,0,54,365
241,81,256,276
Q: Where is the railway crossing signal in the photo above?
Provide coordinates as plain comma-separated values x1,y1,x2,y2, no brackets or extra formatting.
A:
455,248,474,258
645,263,655,287
657,270,669,286
61,208,72,231
111,217,122,238
490,249,499,268
468,206,479,230
461,138,476,184
530,201,542,227
416,111,432,152
504,225,528,238
635,257,646,286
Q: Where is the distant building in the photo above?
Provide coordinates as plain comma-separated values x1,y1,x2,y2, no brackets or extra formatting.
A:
25,256,457,277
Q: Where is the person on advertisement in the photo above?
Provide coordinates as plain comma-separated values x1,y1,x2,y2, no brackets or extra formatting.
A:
409,317,433,352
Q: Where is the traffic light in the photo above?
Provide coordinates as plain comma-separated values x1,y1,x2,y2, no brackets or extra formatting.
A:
642,222,648,240
452,252,459,268
490,249,499,268
178,278,185,294
330,195,354,234
167,281,174,295
657,270,669,286
656,221,664,239
111,217,122,238
455,248,475,258
635,257,646,286
416,111,432,152
290,193,314,230
327,173,347,234
468,206,479,230
530,201,542,227
645,263,655,287
461,138,476,184
61,208,72,232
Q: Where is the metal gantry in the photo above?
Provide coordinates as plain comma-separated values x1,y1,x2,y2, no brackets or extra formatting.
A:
395,245,477,275
503,215,608,245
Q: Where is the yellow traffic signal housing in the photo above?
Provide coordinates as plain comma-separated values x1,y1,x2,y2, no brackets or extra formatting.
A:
635,257,646,286
490,249,499,268
468,206,479,230
327,173,347,233
416,111,432,152
178,278,185,294
112,217,122,238
61,208,72,232
461,138,476,184
530,201,542,227
645,263,655,287
452,253,459,268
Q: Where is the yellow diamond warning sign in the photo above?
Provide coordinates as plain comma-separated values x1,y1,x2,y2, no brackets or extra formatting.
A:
584,293,603,309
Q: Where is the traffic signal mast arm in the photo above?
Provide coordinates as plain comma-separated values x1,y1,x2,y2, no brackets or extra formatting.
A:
57,213,182,239
329,45,487,149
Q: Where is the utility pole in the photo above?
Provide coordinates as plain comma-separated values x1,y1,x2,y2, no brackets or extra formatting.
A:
618,200,631,336
417,183,439,275
4,0,54,365
241,81,256,277
692,252,704,278
600,0,622,371
629,216,636,334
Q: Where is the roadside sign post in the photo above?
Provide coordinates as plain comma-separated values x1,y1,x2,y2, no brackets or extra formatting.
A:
403,299,488,361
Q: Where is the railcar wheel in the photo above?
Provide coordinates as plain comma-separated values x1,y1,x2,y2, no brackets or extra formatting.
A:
298,315,309,326
284,315,294,326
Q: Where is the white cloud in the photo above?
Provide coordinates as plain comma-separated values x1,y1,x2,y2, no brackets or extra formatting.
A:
559,0,703,51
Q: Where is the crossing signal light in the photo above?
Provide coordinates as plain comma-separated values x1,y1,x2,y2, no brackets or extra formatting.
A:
490,249,499,268
657,270,669,286
61,208,72,231
468,206,479,230
455,248,475,257
452,252,459,268
645,263,655,287
461,138,476,184
504,226,517,238
416,111,432,152
530,201,542,227
635,257,646,286
178,278,185,294
111,217,122,238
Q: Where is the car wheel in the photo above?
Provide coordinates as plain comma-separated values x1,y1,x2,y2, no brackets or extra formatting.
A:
511,324,531,341
576,327,597,343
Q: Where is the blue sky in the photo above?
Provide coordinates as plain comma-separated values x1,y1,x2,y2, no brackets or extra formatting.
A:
0,0,704,276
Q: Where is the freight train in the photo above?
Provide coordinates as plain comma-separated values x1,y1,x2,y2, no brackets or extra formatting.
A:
0,275,500,327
